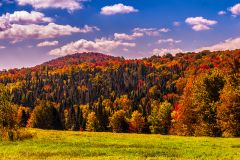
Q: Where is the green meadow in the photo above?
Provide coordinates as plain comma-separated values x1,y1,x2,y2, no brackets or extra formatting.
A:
0,129,240,160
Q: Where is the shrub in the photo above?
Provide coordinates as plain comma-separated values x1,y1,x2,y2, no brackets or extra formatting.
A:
86,112,100,132
0,128,33,141
109,110,128,133
129,111,145,133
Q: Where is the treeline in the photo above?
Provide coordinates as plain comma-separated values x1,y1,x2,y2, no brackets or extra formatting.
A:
0,51,239,137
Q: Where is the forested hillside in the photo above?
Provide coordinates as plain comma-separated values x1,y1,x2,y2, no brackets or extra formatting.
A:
0,50,239,137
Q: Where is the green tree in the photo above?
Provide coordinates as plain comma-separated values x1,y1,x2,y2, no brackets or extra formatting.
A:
0,84,18,141
0,84,16,130
27,101,62,130
148,101,172,134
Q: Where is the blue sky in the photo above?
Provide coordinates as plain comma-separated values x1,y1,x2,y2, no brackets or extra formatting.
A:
0,0,240,69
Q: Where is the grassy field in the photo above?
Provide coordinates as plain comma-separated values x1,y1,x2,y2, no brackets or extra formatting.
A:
0,129,240,160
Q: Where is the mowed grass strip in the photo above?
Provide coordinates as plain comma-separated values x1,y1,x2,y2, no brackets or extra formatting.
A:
0,129,239,160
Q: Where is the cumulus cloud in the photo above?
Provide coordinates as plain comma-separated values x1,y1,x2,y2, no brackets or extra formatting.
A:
157,38,181,44
101,3,138,15
218,11,226,15
133,27,170,36
37,40,59,47
0,23,99,41
152,48,184,56
17,0,83,11
0,11,52,31
0,10,99,42
229,3,240,16
114,32,144,41
185,17,217,31
49,38,136,56
196,37,240,52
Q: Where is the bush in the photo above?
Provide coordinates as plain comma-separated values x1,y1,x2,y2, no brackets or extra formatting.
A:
0,128,33,141
109,110,128,133
86,112,100,132
129,111,145,133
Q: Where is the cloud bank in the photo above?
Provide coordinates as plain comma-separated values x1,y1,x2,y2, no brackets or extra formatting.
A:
0,23,99,41
196,37,240,52
49,38,136,56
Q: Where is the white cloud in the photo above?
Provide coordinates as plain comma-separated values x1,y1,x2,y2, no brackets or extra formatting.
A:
37,40,59,47
196,37,240,52
218,11,226,15
229,3,240,16
49,38,136,56
152,48,184,56
185,17,217,31
114,32,143,40
101,3,138,15
0,23,99,41
157,38,181,44
192,24,211,31
0,11,52,31
0,45,6,49
133,27,170,36
17,0,83,11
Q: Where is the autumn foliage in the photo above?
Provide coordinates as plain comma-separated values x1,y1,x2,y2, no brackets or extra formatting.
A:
0,50,239,137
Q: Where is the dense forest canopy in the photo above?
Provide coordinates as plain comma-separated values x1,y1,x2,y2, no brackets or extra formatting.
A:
0,50,239,137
